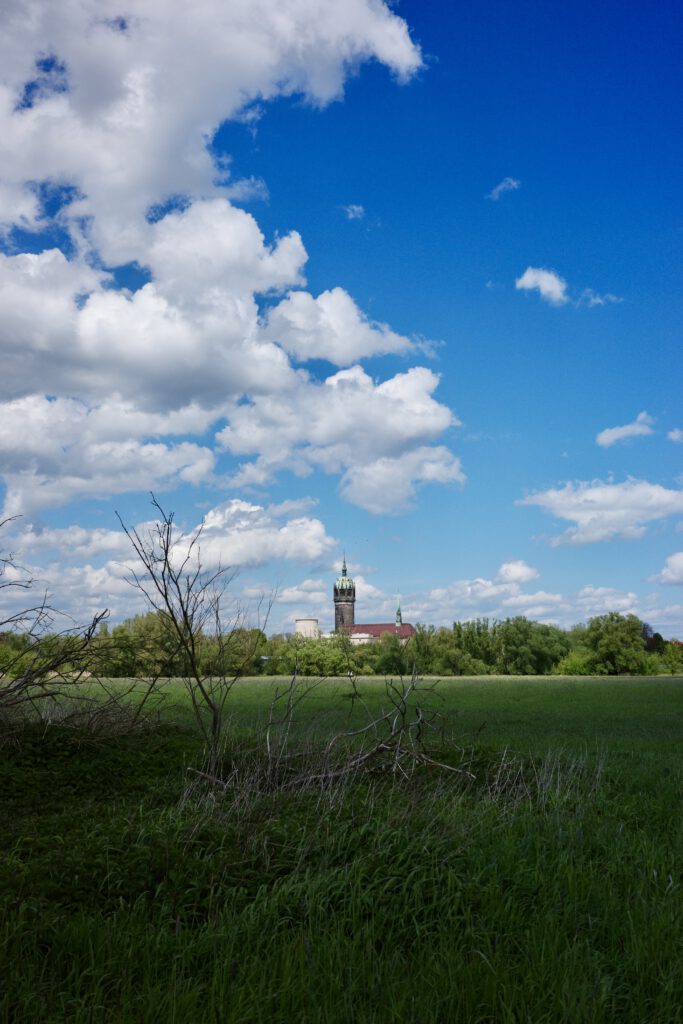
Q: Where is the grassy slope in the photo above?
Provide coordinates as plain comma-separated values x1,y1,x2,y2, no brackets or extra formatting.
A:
1,677,682,1023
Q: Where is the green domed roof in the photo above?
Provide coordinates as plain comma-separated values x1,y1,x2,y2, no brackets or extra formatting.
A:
335,555,354,590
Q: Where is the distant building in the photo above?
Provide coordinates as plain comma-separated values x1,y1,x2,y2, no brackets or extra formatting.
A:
295,618,320,639
333,557,355,631
333,557,415,644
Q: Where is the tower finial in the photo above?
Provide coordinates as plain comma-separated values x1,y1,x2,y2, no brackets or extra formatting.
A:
396,595,402,628
342,552,347,576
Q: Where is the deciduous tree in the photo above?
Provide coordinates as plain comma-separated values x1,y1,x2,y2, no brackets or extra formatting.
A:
584,612,647,675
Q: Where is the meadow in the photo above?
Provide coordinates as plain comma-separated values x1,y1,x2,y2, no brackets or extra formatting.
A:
1,675,682,1023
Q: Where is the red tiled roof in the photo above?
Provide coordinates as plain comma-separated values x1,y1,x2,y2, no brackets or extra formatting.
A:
344,623,416,638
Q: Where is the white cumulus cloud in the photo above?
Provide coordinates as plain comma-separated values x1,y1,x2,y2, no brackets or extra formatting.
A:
216,364,461,513
0,6,465,521
263,286,413,365
186,499,336,569
515,268,621,309
0,498,338,625
575,585,639,617
515,266,569,306
519,478,683,545
650,552,683,585
339,447,464,515
496,560,539,583
596,411,655,448
408,573,569,627
0,0,422,263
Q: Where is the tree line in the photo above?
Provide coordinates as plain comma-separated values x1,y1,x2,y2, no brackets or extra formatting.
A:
2,609,681,679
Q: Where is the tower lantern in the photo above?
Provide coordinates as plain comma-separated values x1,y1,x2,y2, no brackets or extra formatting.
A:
333,555,355,631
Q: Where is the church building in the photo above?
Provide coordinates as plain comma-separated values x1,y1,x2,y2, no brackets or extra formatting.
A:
333,558,416,644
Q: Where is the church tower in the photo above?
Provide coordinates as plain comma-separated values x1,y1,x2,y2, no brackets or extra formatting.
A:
334,556,355,631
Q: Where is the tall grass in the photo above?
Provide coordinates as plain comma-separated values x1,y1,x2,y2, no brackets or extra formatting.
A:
1,677,682,1022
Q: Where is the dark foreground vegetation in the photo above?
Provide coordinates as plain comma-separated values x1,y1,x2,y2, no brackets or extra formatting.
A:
2,676,683,1023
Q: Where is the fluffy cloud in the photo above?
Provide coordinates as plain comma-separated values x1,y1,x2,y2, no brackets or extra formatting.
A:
229,567,664,632
650,552,683,585
575,585,639,617
0,200,304,410
515,266,569,306
640,602,683,633
668,429,683,443
338,447,464,515
519,478,683,545
233,561,683,633
0,249,104,401
0,498,337,624
515,267,621,308
485,176,520,201
263,287,413,365
4,497,674,633
17,561,137,626
420,578,520,614
596,411,654,448
0,227,458,515
405,573,568,627
496,560,539,583
219,365,455,464
190,500,336,569
397,576,649,631
0,180,40,228
4,442,216,519
269,579,327,605
217,365,461,513
0,7,463,522
0,394,219,515
0,0,421,263
15,524,129,561
146,198,307,308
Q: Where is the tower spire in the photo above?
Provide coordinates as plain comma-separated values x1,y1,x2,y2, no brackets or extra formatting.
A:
333,552,355,631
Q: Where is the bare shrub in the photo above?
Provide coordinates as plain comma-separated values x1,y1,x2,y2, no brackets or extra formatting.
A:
118,496,270,772
0,517,110,728
0,518,172,739
185,668,475,804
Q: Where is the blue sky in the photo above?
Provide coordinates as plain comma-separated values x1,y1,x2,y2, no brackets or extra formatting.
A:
0,0,681,636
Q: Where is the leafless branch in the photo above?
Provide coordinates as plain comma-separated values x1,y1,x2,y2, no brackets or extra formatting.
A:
117,495,271,771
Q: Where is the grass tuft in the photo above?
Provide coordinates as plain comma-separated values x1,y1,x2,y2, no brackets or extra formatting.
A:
1,676,682,1022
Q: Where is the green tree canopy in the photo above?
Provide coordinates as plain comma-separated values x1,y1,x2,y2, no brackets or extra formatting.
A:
497,617,569,675
584,613,648,675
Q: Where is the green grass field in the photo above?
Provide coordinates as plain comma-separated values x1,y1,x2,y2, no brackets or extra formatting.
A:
1,676,682,1023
